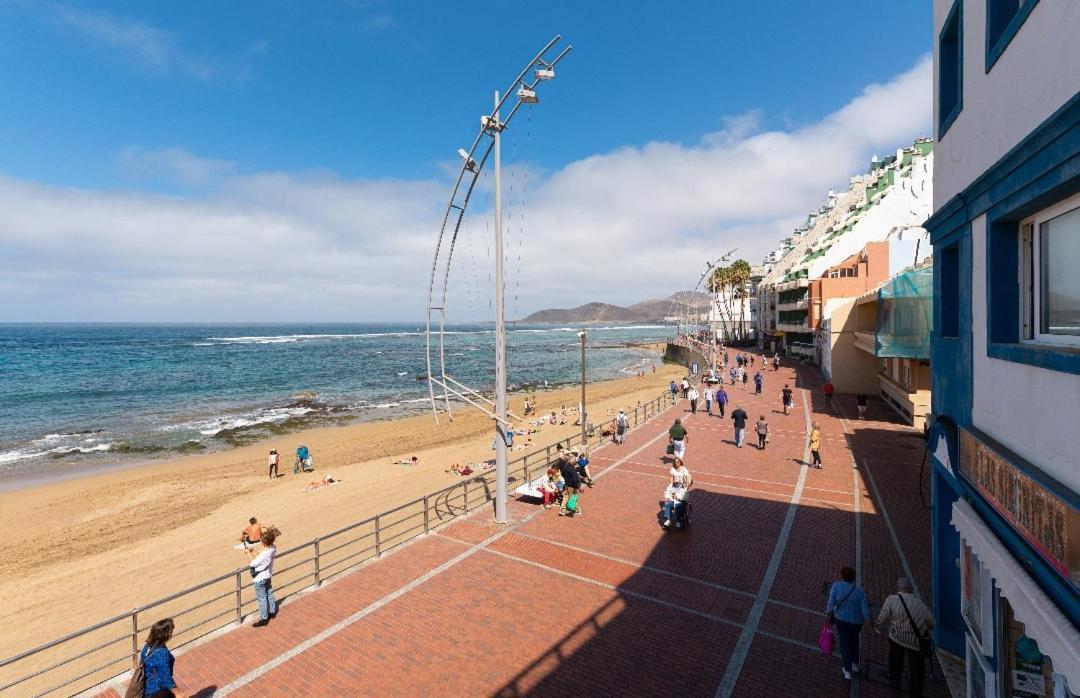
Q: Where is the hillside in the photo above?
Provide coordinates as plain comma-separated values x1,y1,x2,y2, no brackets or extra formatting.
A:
520,292,709,323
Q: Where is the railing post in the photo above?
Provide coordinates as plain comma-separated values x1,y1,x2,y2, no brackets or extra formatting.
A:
314,538,322,586
423,495,430,533
130,609,139,668
375,515,382,557
545,444,551,463
523,454,529,486
235,570,243,623
463,479,469,511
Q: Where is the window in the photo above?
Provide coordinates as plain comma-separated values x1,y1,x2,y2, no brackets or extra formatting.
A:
938,1,963,137
1021,194,1080,346
986,0,1040,71
940,244,960,338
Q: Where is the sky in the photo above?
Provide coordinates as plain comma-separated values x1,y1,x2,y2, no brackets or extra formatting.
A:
0,1,933,322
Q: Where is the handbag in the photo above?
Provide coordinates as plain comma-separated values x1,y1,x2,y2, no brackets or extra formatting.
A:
124,648,148,698
566,493,579,512
818,619,836,656
897,594,933,658
665,444,675,455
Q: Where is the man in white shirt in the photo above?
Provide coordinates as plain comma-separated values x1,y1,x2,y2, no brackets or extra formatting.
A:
703,386,715,415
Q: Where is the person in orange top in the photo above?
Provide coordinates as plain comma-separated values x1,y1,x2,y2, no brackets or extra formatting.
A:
809,423,823,469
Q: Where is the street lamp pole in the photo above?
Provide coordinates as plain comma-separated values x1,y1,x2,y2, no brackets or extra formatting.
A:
578,330,587,447
493,90,509,524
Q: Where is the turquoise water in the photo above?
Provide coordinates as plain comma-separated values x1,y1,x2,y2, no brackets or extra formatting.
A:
0,323,670,482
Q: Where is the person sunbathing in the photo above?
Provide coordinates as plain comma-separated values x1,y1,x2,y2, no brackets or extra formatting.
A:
393,456,419,466
304,476,338,493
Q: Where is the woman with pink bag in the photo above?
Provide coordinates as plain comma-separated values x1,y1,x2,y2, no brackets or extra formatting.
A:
825,566,871,680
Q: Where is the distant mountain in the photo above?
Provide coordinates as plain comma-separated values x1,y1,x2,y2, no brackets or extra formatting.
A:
520,292,709,323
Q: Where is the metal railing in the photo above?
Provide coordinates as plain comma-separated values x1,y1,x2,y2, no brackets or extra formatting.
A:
0,390,677,698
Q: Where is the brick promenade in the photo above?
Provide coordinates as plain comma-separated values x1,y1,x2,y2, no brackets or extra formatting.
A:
96,362,948,698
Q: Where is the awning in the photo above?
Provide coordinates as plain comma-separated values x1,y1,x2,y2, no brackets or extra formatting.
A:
951,499,1080,688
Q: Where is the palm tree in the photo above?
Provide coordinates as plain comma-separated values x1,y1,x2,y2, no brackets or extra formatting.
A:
728,259,752,340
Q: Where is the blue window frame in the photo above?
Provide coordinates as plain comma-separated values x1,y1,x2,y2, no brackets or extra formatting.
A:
938,1,963,138
985,0,1040,72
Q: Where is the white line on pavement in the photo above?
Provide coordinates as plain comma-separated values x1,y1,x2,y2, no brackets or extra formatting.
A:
714,375,813,698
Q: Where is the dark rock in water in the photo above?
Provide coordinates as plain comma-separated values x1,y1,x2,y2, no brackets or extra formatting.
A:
175,440,206,454
110,442,167,454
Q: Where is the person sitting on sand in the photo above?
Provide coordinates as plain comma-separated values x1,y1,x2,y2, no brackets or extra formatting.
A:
394,456,419,466
549,411,557,425
304,475,338,493
240,517,263,548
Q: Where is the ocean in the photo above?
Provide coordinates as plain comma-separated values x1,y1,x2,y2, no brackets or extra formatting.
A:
0,323,671,484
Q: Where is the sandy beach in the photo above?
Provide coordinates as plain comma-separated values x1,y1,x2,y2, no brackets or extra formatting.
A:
0,358,682,678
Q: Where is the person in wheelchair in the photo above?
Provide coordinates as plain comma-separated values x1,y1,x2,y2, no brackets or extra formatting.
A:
662,457,693,529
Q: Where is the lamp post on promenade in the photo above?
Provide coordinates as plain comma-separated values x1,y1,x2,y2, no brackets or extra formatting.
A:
425,37,572,524
578,330,587,447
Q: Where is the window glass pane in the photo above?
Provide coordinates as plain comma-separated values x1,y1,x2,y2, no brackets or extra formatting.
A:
1039,205,1080,336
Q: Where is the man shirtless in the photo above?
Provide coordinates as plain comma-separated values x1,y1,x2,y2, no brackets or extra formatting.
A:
240,517,263,548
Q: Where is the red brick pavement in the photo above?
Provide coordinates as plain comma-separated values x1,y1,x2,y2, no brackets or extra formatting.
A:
93,360,949,698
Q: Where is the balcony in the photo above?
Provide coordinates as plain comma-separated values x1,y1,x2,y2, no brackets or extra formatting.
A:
775,321,810,333
777,297,808,311
854,330,875,354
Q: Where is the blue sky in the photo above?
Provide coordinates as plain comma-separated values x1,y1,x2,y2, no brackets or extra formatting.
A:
0,1,933,321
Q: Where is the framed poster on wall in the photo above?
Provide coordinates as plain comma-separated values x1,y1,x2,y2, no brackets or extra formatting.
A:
968,635,997,698
961,541,995,656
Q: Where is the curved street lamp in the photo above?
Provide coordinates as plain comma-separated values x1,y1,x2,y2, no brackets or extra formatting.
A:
425,36,572,523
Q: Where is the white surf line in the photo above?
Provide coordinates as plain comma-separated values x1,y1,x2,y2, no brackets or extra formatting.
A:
483,547,818,653
213,395,681,695
512,531,826,619
713,375,813,698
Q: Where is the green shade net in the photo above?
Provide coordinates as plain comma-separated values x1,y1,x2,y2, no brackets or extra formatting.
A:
876,266,933,358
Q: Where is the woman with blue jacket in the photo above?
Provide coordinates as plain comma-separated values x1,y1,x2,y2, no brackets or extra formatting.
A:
139,618,183,698
827,566,872,680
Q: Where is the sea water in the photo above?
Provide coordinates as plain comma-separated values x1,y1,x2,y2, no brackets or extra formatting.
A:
0,323,671,483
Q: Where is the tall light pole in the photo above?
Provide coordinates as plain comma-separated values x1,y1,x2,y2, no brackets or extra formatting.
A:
424,37,572,526
578,330,587,447
492,91,509,523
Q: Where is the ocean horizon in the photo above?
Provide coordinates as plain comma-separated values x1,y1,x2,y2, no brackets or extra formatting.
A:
0,322,671,485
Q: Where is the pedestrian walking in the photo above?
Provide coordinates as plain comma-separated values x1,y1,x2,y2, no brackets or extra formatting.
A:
827,567,872,681
717,386,728,418
615,409,628,445
129,618,179,698
680,378,691,399
731,406,748,448
874,578,934,697
809,422,823,468
703,386,714,415
662,457,692,529
688,386,699,414
741,366,748,386
246,530,278,626
755,415,769,449
753,370,763,395
773,354,780,371
824,380,835,409
267,449,279,479
668,418,688,459
781,384,794,415
857,392,868,419
729,366,737,385
670,380,678,400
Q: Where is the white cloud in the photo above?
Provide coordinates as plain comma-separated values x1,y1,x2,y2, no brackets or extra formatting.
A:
40,2,258,82
0,55,932,322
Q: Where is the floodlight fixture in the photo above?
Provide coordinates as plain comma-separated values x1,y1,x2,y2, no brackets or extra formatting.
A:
535,67,555,80
457,148,478,172
517,85,539,103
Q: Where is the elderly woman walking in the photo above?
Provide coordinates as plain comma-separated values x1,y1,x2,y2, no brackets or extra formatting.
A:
826,567,871,680
875,577,935,697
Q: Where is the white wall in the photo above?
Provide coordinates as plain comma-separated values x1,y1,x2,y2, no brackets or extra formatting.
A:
970,215,1080,493
932,0,1080,207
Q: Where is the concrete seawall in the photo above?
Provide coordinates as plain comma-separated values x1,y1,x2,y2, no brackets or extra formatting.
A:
664,342,707,375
